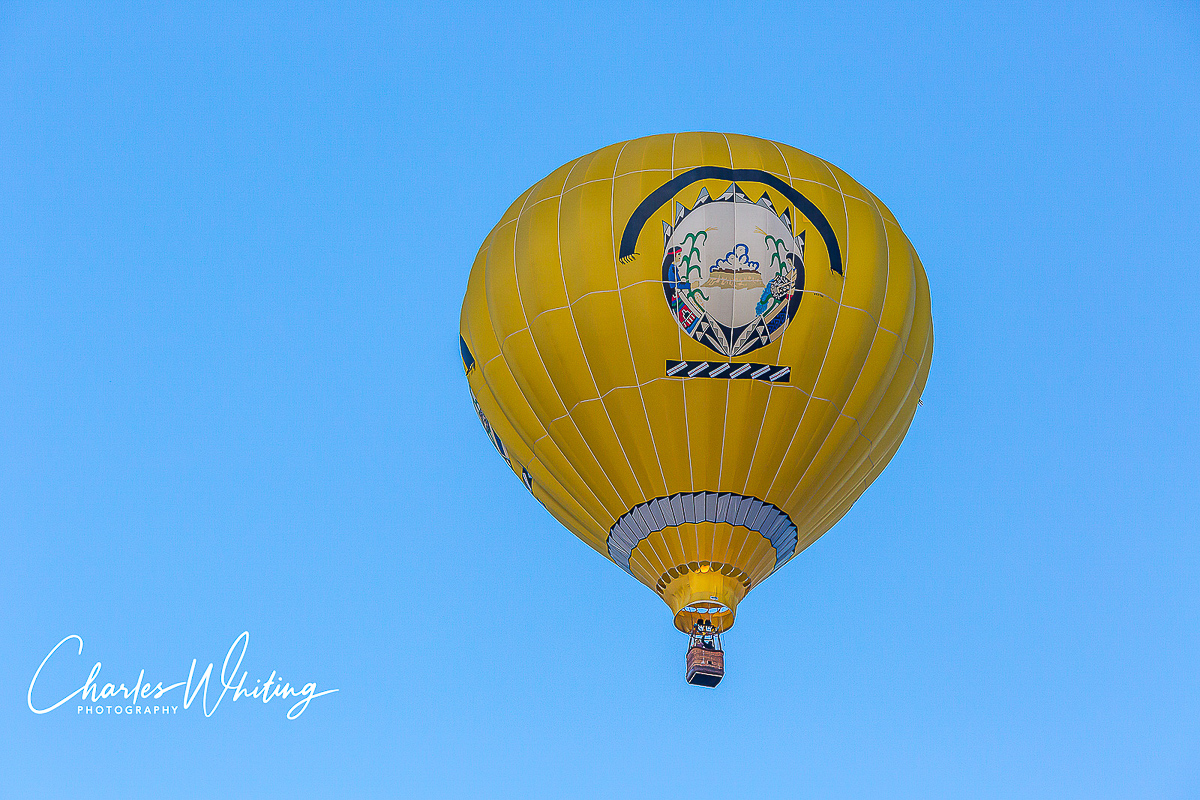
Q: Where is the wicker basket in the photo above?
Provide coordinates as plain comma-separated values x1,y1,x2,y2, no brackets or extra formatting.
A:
685,644,725,687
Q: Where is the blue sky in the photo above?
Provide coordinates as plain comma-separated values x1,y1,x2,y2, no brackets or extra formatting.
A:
2,2,1198,797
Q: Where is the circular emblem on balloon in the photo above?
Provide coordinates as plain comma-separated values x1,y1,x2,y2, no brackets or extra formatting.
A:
662,184,805,357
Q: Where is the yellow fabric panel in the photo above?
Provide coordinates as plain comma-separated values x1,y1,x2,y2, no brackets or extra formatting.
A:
634,377,692,493
460,132,933,630
671,131,735,172
796,305,934,548
461,244,613,550
467,353,611,553
559,182,620,299
564,290,636,389
788,225,922,522
799,358,930,557
627,523,774,590
724,132,790,175
512,196,570,317
679,378,723,492
566,142,624,188
532,487,608,556
522,308,594,416
462,235,636,550
597,387,669,499
558,399,645,506
613,134,676,178
539,414,625,517
716,377,774,490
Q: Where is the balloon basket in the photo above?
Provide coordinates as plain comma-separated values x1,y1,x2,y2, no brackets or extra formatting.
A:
685,621,725,687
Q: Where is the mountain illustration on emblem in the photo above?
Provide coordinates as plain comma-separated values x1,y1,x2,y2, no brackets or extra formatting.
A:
661,184,806,357
701,244,766,290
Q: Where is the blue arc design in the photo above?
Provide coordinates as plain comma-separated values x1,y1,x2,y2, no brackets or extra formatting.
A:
618,166,843,276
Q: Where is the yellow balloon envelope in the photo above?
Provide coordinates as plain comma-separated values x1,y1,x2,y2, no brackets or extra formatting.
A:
459,132,932,636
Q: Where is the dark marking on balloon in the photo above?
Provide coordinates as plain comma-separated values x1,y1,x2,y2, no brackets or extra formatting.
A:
460,335,476,375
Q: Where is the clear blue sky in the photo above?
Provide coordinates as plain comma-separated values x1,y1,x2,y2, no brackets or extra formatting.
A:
2,2,1198,797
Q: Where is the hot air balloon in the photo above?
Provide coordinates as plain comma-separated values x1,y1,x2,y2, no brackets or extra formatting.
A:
459,132,932,686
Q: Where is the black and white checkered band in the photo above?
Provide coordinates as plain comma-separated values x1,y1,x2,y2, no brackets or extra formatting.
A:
665,360,791,382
